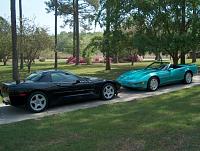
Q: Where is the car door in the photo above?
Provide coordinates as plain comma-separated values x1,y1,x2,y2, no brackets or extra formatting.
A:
50,72,94,99
156,70,171,85
169,67,185,82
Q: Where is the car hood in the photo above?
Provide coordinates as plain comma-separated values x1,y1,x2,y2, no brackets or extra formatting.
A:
81,76,105,82
117,69,157,81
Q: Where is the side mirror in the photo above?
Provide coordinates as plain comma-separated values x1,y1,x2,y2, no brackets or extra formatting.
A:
168,68,174,71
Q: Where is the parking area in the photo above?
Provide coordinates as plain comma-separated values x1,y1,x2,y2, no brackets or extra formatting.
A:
0,75,200,125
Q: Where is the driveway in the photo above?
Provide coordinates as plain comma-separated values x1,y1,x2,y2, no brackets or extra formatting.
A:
1,75,200,125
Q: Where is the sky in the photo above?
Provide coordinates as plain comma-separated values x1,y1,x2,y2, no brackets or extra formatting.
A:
0,0,102,34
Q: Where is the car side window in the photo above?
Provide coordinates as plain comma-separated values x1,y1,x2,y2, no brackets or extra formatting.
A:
38,74,51,82
51,73,78,83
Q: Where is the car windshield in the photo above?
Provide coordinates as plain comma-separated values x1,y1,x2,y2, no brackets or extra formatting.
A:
26,73,42,82
145,62,169,70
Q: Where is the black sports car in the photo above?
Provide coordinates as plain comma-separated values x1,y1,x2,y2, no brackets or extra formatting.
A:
0,70,120,113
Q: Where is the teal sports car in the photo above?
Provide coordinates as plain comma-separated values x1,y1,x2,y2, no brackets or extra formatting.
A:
117,61,198,91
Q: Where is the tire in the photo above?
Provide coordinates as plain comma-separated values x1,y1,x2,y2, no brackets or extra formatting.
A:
184,71,193,84
147,77,159,91
101,83,116,100
26,91,48,113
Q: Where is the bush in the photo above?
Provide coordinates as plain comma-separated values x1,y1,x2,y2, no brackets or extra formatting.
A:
39,57,45,62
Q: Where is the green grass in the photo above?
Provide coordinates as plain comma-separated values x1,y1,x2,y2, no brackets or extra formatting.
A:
0,61,153,83
0,59,199,103
0,59,199,84
0,61,151,103
0,86,200,151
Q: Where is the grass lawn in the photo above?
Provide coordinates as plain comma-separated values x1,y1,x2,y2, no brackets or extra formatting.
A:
0,61,153,84
0,60,153,103
0,59,199,103
0,86,200,151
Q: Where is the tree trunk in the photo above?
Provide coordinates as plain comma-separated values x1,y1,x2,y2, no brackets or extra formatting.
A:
192,50,197,63
131,55,134,66
73,0,76,57
113,53,119,64
11,0,20,83
54,0,58,70
192,5,197,63
180,0,186,64
180,52,185,64
19,0,24,70
172,55,179,65
75,0,80,65
28,63,31,73
155,52,162,61
3,58,7,66
105,5,111,70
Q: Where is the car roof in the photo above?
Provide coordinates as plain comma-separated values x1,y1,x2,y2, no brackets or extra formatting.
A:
33,70,70,74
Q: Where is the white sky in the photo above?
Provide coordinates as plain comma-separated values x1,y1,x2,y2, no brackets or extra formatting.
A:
0,0,103,34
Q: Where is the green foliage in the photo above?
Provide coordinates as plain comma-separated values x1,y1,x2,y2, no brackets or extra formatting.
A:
126,0,200,64
21,19,53,72
57,31,73,54
45,0,98,30
0,17,12,65
83,35,103,64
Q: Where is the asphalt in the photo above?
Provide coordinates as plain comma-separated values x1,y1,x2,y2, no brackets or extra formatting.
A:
0,75,200,125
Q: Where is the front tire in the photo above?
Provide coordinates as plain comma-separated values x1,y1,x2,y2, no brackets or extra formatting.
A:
147,77,159,91
101,83,115,100
184,71,193,84
26,91,48,113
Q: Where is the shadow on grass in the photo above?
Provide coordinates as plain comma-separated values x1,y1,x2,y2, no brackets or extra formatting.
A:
0,86,200,151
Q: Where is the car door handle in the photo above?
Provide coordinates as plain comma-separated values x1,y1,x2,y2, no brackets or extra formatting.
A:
56,84,65,87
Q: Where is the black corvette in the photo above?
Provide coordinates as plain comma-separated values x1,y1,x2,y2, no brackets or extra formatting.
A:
0,70,120,113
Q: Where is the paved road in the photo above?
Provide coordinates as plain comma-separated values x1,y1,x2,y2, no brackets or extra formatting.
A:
0,76,200,125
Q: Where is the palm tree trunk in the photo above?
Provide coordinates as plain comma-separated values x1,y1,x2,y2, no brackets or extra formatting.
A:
11,0,20,83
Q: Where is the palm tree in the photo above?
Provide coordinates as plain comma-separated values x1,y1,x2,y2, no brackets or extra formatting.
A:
10,0,20,83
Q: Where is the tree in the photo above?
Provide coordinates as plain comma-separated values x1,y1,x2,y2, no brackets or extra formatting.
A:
74,0,80,65
83,35,103,64
10,0,20,83
54,0,58,69
45,0,99,65
19,0,24,69
124,0,200,65
0,17,12,66
97,0,125,69
22,20,53,72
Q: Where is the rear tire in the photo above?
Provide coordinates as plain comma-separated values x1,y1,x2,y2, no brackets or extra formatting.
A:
101,83,115,100
147,77,159,91
26,91,48,113
184,71,193,84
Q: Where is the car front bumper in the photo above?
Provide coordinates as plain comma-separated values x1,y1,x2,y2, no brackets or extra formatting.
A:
118,80,147,89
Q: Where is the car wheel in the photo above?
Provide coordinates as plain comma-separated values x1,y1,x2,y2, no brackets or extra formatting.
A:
184,71,193,84
26,91,48,113
147,77,159,91
102,83,115,100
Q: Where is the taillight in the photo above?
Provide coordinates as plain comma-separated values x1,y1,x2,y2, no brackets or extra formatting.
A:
19,93,27,97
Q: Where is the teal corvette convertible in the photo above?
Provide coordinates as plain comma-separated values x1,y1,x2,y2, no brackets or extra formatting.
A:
117,61,198,91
